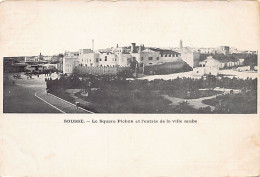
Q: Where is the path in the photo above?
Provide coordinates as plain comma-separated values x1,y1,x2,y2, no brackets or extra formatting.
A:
162,94,221,111
35,91,93,113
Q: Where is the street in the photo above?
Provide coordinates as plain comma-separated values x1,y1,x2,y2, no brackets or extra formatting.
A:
3,73,91,113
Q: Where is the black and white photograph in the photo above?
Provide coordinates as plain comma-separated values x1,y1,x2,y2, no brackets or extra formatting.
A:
1,1,259,177
2,1,258,114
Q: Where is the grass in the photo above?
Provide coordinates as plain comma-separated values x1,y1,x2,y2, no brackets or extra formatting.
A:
202,92,257,113
50,89,75,104
75,88,172,113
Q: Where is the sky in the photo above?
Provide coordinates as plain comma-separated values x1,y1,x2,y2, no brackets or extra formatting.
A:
0,1,259,56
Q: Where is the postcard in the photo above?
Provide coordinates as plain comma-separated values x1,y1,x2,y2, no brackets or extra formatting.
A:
0,1,259,176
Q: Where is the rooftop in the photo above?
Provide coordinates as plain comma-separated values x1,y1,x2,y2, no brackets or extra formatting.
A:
149,48,180,55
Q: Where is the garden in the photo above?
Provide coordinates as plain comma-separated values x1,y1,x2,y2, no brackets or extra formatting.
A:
46,74,257,113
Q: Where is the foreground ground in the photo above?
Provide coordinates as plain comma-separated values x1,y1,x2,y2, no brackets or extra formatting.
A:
3,69,257,114
3,73,91,113
3,74,59,113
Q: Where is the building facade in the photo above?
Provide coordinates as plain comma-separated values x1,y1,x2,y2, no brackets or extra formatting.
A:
181,51,200,68
63,43,187,75
63,51,79,74
193,56,220,76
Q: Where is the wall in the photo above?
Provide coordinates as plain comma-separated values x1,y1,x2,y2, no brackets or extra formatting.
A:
138,51,160,66
181,52,200,68
78,53,99,67
112,47,126,54
193,66,219,76
79,49,92,55
159,54,180,63
99,53,117,67
117,53,132,67
78,52,132,68
63,57,77,74
68,52,79,57
204,66,219,75
74,66,130,76
193,67,205,76
143,61,189,75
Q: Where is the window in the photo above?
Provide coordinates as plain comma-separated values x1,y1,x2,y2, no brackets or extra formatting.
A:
149,63,152,65
141,57,144,61
165,54,167,57
96,58,98,62
100,58,102,61
157,57,159,60
161,54,163,57
105,56,107,61
149,57,153,60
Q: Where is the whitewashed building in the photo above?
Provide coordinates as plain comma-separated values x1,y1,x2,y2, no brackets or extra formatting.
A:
193,56,221,76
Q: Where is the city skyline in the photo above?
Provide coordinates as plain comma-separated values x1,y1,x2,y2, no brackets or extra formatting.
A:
1,1,259,56
4,41,257,58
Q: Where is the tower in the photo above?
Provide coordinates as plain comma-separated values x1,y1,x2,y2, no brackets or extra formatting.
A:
39,52,42,61
180,40,183,52
92,39,94,51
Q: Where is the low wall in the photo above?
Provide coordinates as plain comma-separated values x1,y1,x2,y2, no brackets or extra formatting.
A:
143,61,191,75
74,66,130,76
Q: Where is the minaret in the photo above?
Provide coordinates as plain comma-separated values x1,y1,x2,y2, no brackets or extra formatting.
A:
180,40,183,52
92,39,94,51
39,52,42,61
